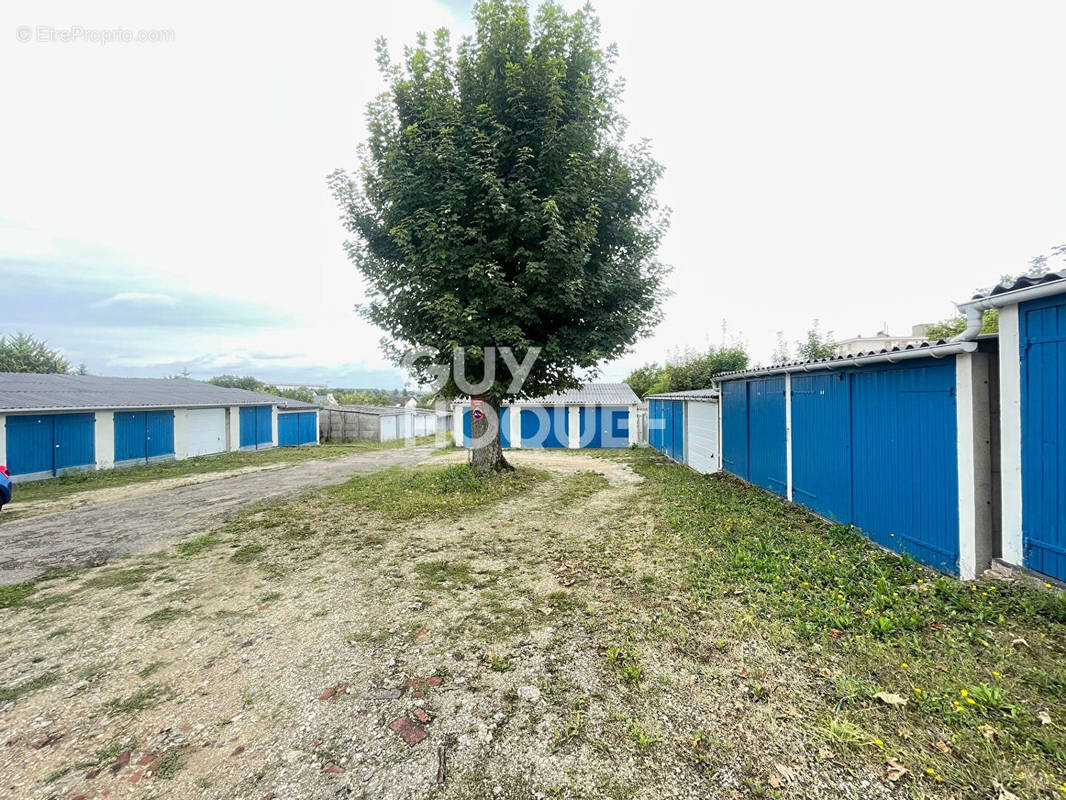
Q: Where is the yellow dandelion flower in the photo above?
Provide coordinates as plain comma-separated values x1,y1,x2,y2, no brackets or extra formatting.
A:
901,663,908,668
960,689,968,697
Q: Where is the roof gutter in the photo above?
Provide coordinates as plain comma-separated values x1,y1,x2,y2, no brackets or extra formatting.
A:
952,277,1066,342
716,340,979,382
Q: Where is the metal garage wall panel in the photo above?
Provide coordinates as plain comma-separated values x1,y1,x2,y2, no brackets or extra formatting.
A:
6,415,55,478
256,406,272,446
579,406,629,449
748,377,787,497
721,381,749,480
146,410,174,460
298,412,317,444
1021,295,1066,581
114,411,148,463
669,401,684,461
186,408,227,456
649,400,663,453
851,362,959,573
791,373,851,522
278,414,299,446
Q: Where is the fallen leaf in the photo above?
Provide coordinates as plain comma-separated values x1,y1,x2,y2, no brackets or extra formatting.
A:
874,691,908,707
978,724,997,741
935,741,953,755
994,781,1020,800
774,763,796,784
537,605,553,616
1038,710,1052,726
1011,637,1029,649
885,758,908,782
817,747,835,761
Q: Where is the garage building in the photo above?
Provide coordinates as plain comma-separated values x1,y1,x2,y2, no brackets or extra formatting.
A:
646,389,721,474
715,340,997,579
0,373,318,482
318,405,446,443
957,270,1066,582
453,383,640,449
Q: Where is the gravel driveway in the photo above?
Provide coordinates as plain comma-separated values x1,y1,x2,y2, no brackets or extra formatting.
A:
0,444,435,585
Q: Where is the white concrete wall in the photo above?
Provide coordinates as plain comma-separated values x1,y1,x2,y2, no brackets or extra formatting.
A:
270,406,279,447
228,406,240,452
628,404,638,446
452,406,463,444
956,352,995,580
94,411,115,470
998,304,1024,566
510,406,522,448
784,373,793,501
173,408,188,460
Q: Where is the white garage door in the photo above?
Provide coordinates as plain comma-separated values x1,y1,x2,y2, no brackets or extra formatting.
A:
187,408,227,457
686,400,720,474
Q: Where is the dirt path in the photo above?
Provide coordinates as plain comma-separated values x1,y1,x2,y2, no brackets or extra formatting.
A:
0,444,435,585
0,451,889,800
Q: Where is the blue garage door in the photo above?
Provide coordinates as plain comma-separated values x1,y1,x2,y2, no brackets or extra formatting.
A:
851,362,958,574
240,406,273,449
114,411,174,463
298,412,317,444
521,407,567,448
791,373,852,522
1021,295,1066,581
460,406,510,447
721,380,749,480
648,400,663,453
278,413,299,446
659,400,684,461
578,406,630,449
6,413,95,478
748,377,787,497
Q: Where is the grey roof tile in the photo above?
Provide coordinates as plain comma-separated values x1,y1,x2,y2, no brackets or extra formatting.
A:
0,373,316,413
970,269,1066,300
454,383,639,406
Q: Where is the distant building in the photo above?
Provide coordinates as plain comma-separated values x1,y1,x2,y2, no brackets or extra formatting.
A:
831,324,930,357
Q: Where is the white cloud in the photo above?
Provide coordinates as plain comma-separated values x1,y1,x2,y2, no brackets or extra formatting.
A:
94,292,178,307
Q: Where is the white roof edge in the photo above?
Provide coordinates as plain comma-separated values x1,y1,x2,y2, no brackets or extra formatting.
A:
958,277,1066,311
1,401,318,414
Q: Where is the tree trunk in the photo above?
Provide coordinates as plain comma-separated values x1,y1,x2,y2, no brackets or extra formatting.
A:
469,397,513,475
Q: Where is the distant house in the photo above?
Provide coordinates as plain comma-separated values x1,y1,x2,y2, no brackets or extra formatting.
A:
0,373,318,482
831,325,929,357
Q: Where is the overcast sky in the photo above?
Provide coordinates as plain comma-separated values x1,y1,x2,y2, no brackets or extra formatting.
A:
2,0,1064,388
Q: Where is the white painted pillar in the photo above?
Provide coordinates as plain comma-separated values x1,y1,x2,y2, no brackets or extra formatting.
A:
509,404,522,448
173,408,188,461
315,410,321,444
0,414,5,469
628,404,638,446
270,406,279,447
998,304,1024,566
956,352,995,580
784,373,793,502
452,405,463,446
568,406,580,448
94,411,115,470
228,406,241,452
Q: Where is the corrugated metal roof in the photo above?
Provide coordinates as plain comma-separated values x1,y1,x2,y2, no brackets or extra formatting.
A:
454,383,639,406
645,388,720,400
971,269,1066,300
0,373,316,413
716,339,965,381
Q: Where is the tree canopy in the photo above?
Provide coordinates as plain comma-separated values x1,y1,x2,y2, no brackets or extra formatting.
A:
624,345,749,397
0,333,70,374
330,0,668,408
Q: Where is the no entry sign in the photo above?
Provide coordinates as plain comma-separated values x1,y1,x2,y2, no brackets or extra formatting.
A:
471,398,484,421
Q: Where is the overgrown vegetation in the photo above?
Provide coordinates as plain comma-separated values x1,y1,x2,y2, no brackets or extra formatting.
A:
333,464,546,520
624,344,748,398
624,447,1066,798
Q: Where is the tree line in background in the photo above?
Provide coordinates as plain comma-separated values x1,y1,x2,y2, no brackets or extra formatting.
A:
206,376,418,406
0,333,86,375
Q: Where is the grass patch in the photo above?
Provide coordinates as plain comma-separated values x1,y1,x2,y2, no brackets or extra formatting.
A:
554,470,611,507
0,671,59,703
415,560,474,590
230,544,266,564
155,746,186,779
106,686,163,714
0,581,37,609
82,566,157,590
334,463,546,520
139,606,190,628
623,447,1066,797
177,533,220,557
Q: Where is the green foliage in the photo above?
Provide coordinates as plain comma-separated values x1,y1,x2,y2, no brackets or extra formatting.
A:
333,463,546,519
330,0,668,403
628,346,748,395
622,363,661,398
333,388,395,406
795,319,835,361
924,309,999,340
208,375,315,402
0,332,70,374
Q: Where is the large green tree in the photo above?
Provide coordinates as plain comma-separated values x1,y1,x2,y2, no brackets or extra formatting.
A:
0,332,70,374
330,0,668,473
